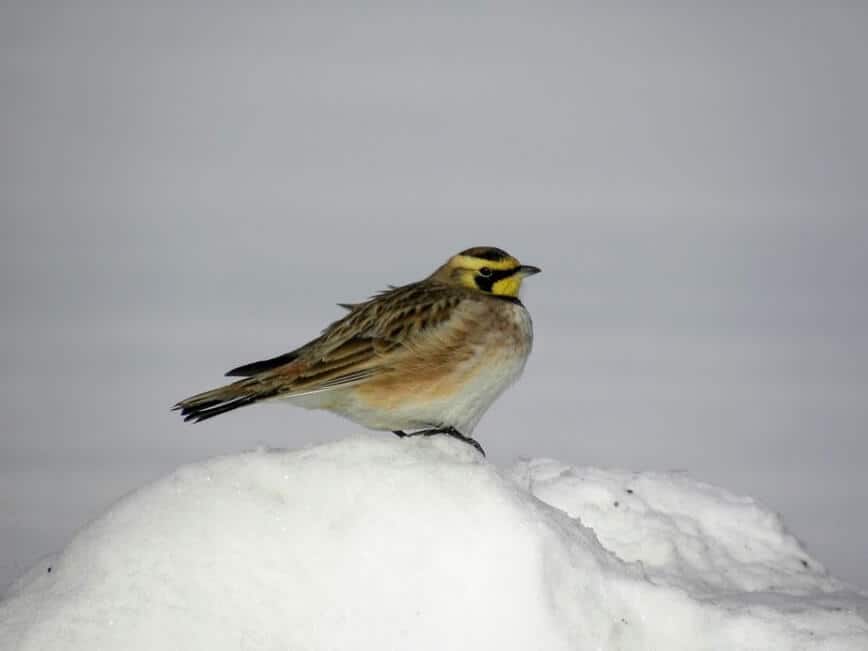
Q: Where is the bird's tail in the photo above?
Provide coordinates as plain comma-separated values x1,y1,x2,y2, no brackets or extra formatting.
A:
173,379,280,423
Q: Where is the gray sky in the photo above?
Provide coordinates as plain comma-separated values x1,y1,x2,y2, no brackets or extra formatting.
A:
2,2,867,589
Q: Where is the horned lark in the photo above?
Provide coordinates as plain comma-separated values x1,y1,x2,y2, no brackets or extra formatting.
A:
173,246,540,455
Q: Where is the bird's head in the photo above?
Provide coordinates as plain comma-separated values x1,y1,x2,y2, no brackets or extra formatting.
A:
431,246,541,298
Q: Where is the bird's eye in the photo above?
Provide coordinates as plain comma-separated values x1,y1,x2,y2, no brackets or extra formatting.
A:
479,267,493,278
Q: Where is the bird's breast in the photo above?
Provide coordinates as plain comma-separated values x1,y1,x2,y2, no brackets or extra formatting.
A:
342,298,533,432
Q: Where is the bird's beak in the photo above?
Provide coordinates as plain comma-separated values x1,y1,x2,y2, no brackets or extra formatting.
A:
517,265,541,276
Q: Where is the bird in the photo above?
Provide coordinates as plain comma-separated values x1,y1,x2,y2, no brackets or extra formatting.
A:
173,246,541,456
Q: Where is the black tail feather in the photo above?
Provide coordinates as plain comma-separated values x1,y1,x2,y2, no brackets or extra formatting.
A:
225,351,300,377
174,390,279,423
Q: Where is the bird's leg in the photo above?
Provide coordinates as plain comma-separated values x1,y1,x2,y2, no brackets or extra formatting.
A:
440,427,486,457
404,426,486,457
392,430,408,438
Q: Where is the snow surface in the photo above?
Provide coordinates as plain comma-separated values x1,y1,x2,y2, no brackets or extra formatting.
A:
1,435,866,650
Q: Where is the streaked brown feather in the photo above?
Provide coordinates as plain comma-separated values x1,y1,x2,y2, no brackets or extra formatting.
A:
280,282,465,386
174,281,476,421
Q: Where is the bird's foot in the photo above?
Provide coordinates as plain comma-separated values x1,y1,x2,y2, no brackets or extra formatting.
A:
404,426,486,457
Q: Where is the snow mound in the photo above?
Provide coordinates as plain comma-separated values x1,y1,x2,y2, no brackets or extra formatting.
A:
1,435,866,651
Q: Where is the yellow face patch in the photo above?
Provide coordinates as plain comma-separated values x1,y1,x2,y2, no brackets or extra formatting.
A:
447,255,522,296
490,274,523,297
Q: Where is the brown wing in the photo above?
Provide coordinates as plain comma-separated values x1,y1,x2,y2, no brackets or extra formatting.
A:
174,282,469,422
231,282,465,391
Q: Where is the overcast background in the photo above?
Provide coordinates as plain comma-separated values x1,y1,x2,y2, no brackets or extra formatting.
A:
2,2,866,591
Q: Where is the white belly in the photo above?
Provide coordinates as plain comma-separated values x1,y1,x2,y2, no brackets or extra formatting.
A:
428,345,532,433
